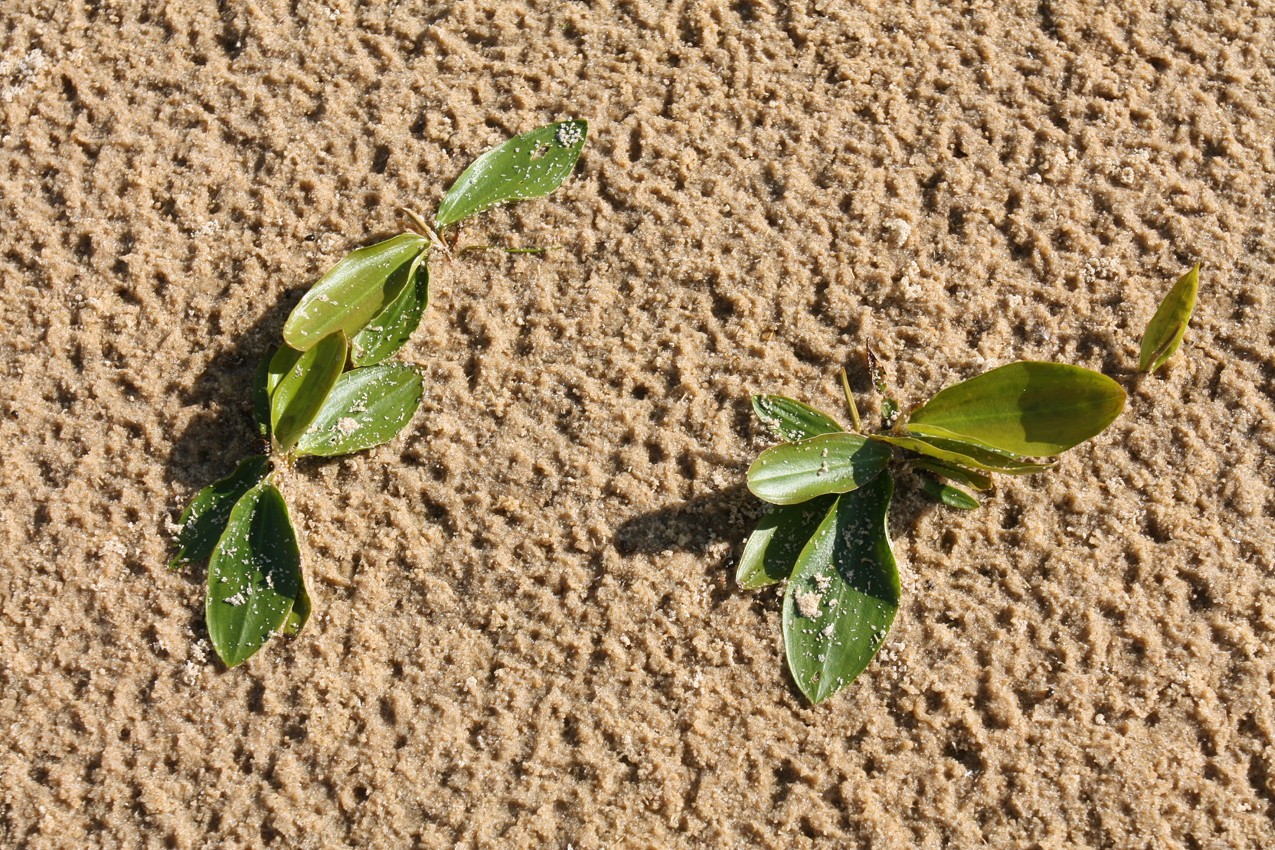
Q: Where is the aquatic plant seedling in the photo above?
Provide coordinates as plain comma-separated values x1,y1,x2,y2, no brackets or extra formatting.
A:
172,120,588,668
740,359,1126,705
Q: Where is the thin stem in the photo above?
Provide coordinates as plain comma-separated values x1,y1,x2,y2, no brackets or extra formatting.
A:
456,243,561,257
839,367,862,433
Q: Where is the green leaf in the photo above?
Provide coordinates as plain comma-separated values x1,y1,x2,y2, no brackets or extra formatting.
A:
281,579,311,637
206,482,303,668
1139,264,1200,374
282,233,428,352
918,476,979,510
270,332,348,455
905,361,1126,457
350,251,429,367
435,120,588,229
908,458,992,491
736,496,837,589
751,395,844,442
748,433,891,506
170,456,271,568
870,434,1053,476
252,347,276,439
783,473,899,705
294,363,423,458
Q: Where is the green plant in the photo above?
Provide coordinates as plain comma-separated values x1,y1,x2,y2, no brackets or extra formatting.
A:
741,265,1201,705
172,120,588,668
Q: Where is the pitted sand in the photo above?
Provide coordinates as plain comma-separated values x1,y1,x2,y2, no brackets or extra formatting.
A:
1,1,1273,848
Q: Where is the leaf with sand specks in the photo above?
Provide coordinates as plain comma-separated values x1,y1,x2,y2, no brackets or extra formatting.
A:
270,332,348,455
870,433,1052,476
170,455,271,568
1139,264,1200,374
905,361,1125,457
783,473,899,705
294,363,423,458
282,233,428,352
747,432,891,506
751,395,844,442
350,252,429,367
206,482,303,668
435,120,588,229
736,495,837,589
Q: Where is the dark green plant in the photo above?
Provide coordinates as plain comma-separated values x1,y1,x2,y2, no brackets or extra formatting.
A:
741,264,1200,704
172,121,588,667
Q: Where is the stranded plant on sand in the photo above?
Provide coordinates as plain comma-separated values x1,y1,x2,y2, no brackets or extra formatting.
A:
741,266,1201,705
172,121,588,668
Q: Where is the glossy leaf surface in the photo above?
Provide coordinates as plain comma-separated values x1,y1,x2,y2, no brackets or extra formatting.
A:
783,473,899,705
282,233,427,351
905,361,1125,457
435,120,588,228
736,496,836,590
871,433,1052,476
270,332,348,455
751,395,843,442
748,433,891,506
908,457,992,491
206,482,303,668
351,252,429,367
1139,264,1200,374
295,363,423,457
170,455,271,568
919,476,979,510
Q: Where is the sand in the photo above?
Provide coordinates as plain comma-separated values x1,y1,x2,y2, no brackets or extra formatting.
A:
2,1,1273,847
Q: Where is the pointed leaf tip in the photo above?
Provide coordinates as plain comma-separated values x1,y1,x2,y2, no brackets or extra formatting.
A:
1139,264,1200,374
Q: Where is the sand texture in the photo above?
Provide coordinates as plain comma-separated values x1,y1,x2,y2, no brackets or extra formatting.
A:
2,1,1274,847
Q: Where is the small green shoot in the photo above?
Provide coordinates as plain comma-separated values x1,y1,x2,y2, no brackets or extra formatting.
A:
741,354,1127,705
174,120,588,668
1139,264,1200,374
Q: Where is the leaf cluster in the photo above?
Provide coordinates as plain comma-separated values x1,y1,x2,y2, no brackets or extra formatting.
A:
741,266,1199,705
172,121,587,668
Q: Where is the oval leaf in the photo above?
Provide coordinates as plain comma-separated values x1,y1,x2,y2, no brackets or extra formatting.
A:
905,361,1126,457
783,473,899,705
207,482,303,668
435,120,588,229
294,363,423,458
751,395,844,442
908,458,991,491
748,433,891,506
170,455,271,568
282,233,427,351
1139,264,1200,374
350,251,429,367
918,476,979,510
271,332,348,455
871,433,1053,476
736,495,837,589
